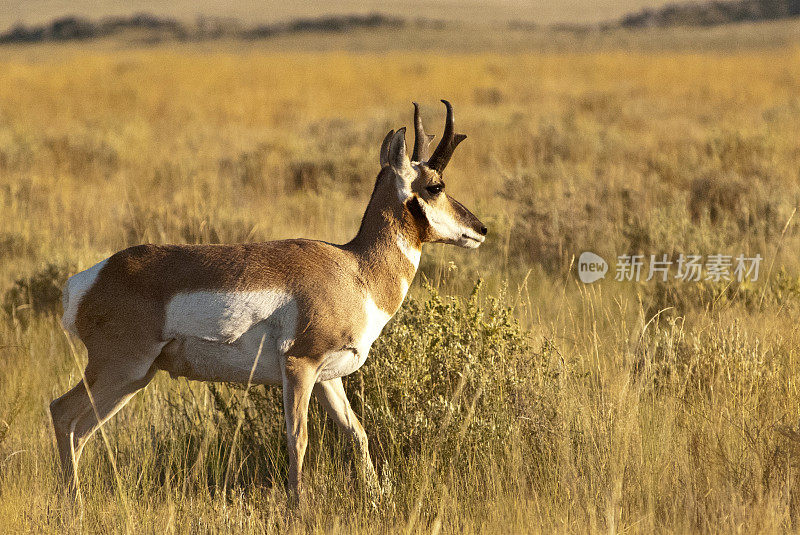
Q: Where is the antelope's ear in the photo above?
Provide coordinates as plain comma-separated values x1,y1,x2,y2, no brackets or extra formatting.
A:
388,127,414,177
379,129,394,167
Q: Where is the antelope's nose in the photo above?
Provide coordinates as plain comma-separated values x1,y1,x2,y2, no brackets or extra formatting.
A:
479,226,488,236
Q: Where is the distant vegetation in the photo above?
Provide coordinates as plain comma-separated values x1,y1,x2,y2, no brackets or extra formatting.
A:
4,1,800,47
620,0,800,27
0,12,405,44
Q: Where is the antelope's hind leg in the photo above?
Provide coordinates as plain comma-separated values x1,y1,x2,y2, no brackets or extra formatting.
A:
50,345,161,497
50,379,91,493
313,377,380,495
68,363,159,462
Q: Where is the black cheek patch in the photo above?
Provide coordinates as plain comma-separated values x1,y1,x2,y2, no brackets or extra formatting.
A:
406,196,428,225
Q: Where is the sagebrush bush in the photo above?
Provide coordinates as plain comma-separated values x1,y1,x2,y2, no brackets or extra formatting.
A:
2,263,70,320
359,281,557,461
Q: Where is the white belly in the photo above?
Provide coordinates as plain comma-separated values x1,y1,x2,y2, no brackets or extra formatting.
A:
159,322,284,384
159,290,297,384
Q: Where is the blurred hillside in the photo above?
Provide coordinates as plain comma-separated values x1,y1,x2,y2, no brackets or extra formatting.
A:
0,0,669,31
621,0,800,27
0,13,406,44
4,0,800,50
2,11,800,52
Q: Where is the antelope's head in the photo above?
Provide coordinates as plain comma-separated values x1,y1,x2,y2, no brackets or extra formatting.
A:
380,101,487,249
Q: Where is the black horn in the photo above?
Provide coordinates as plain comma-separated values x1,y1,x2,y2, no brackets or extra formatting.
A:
411,102,435,162
426,100,466,174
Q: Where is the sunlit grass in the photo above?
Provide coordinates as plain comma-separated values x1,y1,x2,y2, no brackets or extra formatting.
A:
2,34,800,532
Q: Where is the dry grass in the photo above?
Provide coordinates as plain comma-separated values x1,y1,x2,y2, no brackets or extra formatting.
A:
2,27,800,533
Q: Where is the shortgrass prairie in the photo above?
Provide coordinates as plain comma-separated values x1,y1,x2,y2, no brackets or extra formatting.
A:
2,30,800,533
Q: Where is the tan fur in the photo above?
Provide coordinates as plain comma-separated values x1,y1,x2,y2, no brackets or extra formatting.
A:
51,106,486,499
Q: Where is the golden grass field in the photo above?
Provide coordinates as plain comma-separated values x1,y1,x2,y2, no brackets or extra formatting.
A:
2,22,800,533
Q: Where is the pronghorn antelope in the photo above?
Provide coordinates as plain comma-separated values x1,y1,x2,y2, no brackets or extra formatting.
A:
52,100,487,497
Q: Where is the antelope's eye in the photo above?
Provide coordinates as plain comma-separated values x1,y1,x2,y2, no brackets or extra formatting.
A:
426,184,444,195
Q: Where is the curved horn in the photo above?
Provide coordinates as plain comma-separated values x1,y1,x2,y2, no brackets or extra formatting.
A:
411,102,435,162
426,100,466,174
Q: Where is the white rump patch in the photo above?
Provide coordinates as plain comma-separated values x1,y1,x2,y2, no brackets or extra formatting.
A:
164,290,297,347
396,233,421,269
61,258,108,336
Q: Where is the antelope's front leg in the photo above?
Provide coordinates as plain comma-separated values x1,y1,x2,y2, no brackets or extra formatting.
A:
313,377,379,494
281,357,317,497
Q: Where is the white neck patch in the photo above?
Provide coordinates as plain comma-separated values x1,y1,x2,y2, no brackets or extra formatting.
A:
362,293,392,348
396,233,421,269
399,278,410,299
